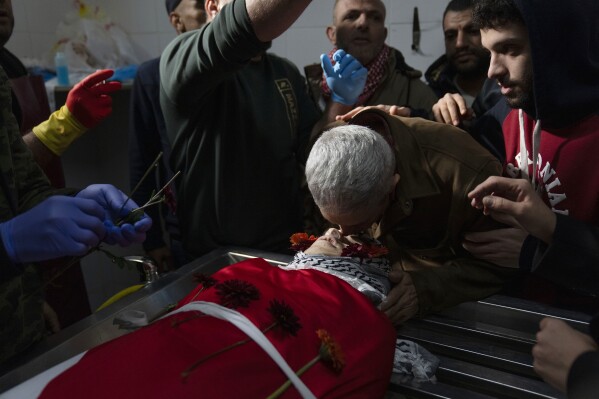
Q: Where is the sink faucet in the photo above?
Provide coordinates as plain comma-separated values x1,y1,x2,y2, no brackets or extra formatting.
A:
123,256,159,283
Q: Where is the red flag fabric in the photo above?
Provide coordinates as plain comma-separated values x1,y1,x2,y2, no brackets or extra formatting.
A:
39,258,396,399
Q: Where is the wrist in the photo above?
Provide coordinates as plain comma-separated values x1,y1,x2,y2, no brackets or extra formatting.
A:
0,221,18,264
32,106,87,155
331,92,357,106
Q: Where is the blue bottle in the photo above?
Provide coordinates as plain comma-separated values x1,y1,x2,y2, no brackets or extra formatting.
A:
54,51,70,86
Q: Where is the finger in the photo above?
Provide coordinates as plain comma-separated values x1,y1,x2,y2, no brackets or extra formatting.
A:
332,49,346,63
320,54,335,77
467,176,511,199
335,106,363,121
338,58,361,77
121,224,141,244
380,284,402,311
435,98,452,124
79,69,114,89
482,195,520,216
432,104,443,122
89,80,122,95
451,93,469,116
445,98,463,126
351,66,368,82
133,216,153,233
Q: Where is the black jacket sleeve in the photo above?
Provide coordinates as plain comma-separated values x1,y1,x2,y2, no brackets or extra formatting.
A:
520,214,599,297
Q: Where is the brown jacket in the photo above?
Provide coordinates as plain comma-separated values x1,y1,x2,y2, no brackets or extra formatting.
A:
349,109,517,317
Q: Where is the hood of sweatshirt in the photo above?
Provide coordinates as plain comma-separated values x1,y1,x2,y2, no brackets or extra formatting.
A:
514,0,599,128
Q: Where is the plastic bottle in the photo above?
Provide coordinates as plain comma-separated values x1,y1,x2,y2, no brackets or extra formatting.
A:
54,51,70,86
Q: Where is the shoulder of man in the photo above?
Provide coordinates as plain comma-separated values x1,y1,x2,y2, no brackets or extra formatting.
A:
388,47,423,79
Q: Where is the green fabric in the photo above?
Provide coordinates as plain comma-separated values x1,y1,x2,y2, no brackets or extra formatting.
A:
0,65,59,364
160,0,320,256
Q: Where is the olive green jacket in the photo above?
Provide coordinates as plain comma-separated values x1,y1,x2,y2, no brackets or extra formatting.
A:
350,109,517,317
0,66,59,364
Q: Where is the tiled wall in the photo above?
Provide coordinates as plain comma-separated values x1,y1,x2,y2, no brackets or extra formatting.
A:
7,0,447,76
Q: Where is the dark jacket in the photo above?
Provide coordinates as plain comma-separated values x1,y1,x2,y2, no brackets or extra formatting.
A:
129,57,180,254
0,66,60,364
348,109,516,316
160,0,320,257
475,0,599,310
568,314,599,399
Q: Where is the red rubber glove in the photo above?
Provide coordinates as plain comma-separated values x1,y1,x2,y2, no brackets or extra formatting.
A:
66,69,122,128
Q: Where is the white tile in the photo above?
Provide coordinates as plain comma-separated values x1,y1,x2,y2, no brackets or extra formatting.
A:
291,0,335,28
105,0,159,34
388,22,445,79
30,32,57,61
24,0,71,34
388,0,445,24
129,33,162,62
277,27,334,77
10,0,30,33
158,32,177,56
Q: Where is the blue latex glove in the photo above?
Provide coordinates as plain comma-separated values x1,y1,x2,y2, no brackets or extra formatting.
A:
0,196,107,263
76,184,152,247
321,49,368,106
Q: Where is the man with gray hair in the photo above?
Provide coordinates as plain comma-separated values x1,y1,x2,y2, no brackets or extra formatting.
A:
306,107,516,325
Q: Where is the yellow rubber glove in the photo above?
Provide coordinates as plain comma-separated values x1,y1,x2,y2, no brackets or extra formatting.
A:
32,105,86,155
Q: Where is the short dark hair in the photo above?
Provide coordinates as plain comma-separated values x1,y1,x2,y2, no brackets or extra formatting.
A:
443,0,474,22
472,0,525,30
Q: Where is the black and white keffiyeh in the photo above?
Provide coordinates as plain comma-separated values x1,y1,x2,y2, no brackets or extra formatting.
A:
282,251,391,305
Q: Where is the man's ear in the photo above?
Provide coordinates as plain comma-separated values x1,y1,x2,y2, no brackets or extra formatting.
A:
205,0,219,20
169,12,183,34
326,26,337,46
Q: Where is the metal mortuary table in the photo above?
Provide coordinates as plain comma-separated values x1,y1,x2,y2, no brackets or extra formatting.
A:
0,248,591,398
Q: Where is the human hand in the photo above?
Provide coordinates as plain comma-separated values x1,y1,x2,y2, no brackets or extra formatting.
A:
66,69,122,129
147,246,175,272
335,104,412,121
304,228,346,256
462,227,527,268
31,70,122,155
533,317,598,392
0,195,106,263
432,93,474,126
321,49,368,106
76,184,152,247
380,270,419,325
468,176,556,244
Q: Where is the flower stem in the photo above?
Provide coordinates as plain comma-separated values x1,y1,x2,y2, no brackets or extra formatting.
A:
180,322,278,380
266,356,320,399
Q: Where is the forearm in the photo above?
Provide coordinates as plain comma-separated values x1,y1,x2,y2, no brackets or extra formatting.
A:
246,0,312,42
22,130,60,169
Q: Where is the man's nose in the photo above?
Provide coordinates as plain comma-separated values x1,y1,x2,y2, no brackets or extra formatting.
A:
355,13,369,29
487,53,504,79
456,30,467,48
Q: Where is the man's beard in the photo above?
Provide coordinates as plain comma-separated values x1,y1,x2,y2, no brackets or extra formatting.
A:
450,49,490,77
